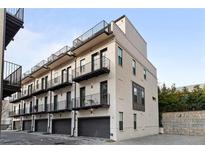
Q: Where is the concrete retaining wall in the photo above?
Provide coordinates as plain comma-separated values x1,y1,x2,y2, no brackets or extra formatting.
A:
162,111,205,136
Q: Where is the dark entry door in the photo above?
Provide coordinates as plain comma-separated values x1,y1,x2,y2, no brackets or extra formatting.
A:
80,87,85,107
92,53,99,71
66,91,71,109
78,117,110,138
52,119,71,134
100,81,108,105
54,95,58,111
35,119,48,132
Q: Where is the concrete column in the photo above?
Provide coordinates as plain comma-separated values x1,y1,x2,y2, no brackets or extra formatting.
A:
0,8,6,134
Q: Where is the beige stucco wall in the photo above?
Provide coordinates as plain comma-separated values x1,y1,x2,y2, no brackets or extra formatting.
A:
112,18,159,140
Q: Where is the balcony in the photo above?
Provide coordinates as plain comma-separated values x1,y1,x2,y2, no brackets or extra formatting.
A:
72,56,110,82
48,100,72,113
33,104,48,114
9,108,31,117
47,75,72,91
5,8,24,48
72,93,110,110
32,83,48,96
3,61,22,98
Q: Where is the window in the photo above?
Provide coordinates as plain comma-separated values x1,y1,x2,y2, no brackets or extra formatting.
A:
66,91,71,109
118,46,123,66
61,69,67,83
92,53,99,71
44,97,48,111
54,73,58,84
134,114,137,129
80,87,86,107
28,84,33,95
54,95,58,111
132,81,145,111
100,48,107,67
100,81,108,104
143,69,147,80
35,99,39,112
132,59,136,75
36,80,39,90
80,59,85,73
29,101,33,113
119,112,123,131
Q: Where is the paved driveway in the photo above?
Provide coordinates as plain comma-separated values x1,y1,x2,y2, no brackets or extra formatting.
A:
0,131,205,145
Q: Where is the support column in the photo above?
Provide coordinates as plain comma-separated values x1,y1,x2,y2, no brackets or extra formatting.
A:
0,8,6,136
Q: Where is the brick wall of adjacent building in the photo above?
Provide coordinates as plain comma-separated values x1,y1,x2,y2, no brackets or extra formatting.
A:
162,111,205,136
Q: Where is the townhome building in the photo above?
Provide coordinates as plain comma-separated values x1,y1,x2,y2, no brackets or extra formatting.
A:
9,15,159,141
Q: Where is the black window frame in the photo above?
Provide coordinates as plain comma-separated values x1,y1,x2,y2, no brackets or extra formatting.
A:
119,112,123,131
143,68,147,80
134,114,137,130
132,59,136,75
132,81,145,112
117,46,123,66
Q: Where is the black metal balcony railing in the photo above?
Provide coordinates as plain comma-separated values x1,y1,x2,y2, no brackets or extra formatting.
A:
73,93,110,110
73,20,109,48
6,8,24,21
4,61,22,87
47,74,72,90
48,100,72,113
33,104,47,114
72,56,110,82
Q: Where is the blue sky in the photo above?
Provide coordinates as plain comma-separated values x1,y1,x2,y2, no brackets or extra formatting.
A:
5,9,205,87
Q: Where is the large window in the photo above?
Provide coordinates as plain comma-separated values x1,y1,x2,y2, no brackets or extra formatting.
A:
132,82,145,111
119,112,123,131
118,46,123,66
132,59,136,75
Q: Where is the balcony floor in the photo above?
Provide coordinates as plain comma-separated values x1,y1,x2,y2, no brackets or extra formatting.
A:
72,104,110,111
73,68,110,82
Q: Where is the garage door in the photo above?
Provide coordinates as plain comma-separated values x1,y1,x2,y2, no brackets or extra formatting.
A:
78,117,110,138
52,119,71,134
23,120,31,131
35,119,48,132
13,121,21,130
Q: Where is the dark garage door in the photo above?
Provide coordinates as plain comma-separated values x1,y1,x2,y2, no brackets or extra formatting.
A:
52,119,71,134
13,121,21,130
35,119,48,132
23,120,31,131
78,117,110,138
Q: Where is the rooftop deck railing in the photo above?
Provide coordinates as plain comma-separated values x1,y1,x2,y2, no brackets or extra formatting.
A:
73,20,109,48
6,8,24,21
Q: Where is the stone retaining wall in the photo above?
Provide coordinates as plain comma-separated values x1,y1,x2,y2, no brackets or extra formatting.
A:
162,111,205,136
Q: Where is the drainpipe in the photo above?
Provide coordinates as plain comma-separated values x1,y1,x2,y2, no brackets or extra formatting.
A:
69,53,77,137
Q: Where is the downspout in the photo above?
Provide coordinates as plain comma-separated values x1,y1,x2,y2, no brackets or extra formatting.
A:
70,53,77,137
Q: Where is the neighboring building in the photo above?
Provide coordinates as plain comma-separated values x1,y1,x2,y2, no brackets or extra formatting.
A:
177,83,205,92
9,15,158,141
1,100,12,130
0,8,24,130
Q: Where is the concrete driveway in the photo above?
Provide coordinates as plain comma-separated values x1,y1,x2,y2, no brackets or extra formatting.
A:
0,130,205,145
